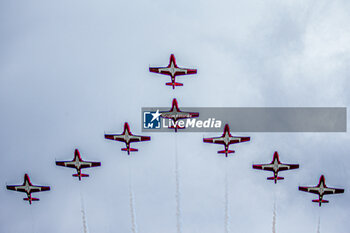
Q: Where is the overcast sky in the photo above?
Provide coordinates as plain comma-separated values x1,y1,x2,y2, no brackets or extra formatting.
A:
1,0,350,232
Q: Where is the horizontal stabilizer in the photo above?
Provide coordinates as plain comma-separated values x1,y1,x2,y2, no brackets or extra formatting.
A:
218,150,235,154
166,82,183,87
24,198,39,201
122,148,138,152
73,174,89,177
312,199,329,203
267,177,284,180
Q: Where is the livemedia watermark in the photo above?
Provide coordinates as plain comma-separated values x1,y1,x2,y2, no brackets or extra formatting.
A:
141,107,346,133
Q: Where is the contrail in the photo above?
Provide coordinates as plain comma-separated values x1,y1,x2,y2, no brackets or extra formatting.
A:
128,158,138,233
80,193,89,233
272,201,276,233
317,216,320,233
224,164,229,233
174,134,182,233
129,185,137,233
29,205,35,233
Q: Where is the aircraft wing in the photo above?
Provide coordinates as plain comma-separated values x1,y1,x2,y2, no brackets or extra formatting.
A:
56,161,101,169
56,161,77,168
299,186,344,195
160,111,199,120
130,135,151,142
298,186,320,194
6,185,26,192
203,137,225,144
203,136,249,145
230,136,250,144
171,68,197,76
159,111,172,119
80,161,101,169
180,111,199,119
323,187,345,195
6,185,50,193
252,164,274,171
29,185,50,193
149,67,197,76
149,67,167,75
278,164,299,171
104,134,125,142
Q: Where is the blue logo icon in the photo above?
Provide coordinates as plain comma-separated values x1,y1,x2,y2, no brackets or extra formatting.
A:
143,110,161,129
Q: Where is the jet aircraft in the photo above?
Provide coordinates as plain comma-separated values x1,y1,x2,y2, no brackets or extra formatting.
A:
203,124,250,157
252,151,299,183
149,54,197,89
299,175,344,206
160,98,199,132
56,149,101,180
6,174,50,204
105,122,151,154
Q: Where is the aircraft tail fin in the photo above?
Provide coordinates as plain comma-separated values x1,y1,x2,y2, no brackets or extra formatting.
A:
166,82,183,89
313,199,329,206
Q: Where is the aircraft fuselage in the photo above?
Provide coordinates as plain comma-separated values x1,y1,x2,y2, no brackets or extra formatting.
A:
159,62,186,77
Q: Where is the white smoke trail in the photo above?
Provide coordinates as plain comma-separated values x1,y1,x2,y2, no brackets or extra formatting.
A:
174,134,182,233
29,205,35,233
224,163,229,233
317,216,320,233
272,201,276,233
80,193,89,233
129,186,137,233
128,158,138,233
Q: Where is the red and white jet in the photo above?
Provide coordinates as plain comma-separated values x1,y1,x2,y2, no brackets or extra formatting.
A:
203,124,250,157
6,174,50,204
105,122,151,155
149,54,197,89
160,98,199,132
252,151,299,183
56,149,101,180
299,175,344,206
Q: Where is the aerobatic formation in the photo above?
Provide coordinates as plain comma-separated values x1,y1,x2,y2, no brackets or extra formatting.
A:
6,53,345,215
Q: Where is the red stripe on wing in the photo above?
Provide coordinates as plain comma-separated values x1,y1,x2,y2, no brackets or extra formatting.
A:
81,162,101,168
104,134,125,142
186,69,197,75
252,164,264,170
140,136,151,141
203,138,214,143
149,67,161,73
